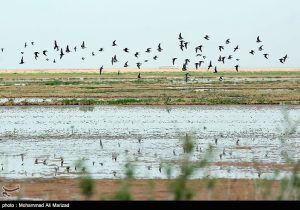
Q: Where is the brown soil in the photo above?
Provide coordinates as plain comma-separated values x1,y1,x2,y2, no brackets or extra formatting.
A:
0,178,282,200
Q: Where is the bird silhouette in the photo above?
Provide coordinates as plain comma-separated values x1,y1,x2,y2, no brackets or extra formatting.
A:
228,55,233,60
60,49,64,59
279,58,284,64
42,50,48,56
234,45,239,52
66,45,71,53
204,35,210,40
112,40,117,46
256,36,262,43
113,55,118,62
124,61,129,67
137,62,142,69
199,60,204,67
134,52,139,58
81,41,86,49
235,65,239,72
218,46,224,52
123,48,129,53
178,33,184,40
263,53,269,59
195,45,203,53
182,63,187,71
74,46,77,52
157,43,163,52
99,65,103,75
111,57,114,65
258,45,264,51
184,41,189,49
92,52,95,56
145,48,151,53
226,39,231,44
214,66,218,73
249,50,255,55
54,40,59,51
195,63,199,70
283,54,288,62
153,55,158,60
34,52,39,60
31,42,34,46
19,56,24,64
208,60,213,70
172,58,177,65
99,48,104,52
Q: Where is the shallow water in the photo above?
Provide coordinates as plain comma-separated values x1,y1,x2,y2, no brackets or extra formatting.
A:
0,105,299,180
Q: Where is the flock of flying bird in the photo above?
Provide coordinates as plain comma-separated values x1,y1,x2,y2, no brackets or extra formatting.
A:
0,33,289,77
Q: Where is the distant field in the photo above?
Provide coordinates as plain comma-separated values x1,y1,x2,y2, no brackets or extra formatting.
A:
0,69,299,105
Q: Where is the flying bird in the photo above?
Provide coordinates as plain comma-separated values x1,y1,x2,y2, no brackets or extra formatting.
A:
157,43,163,52
172,58,177,65
219,46,224,51
123,48,129,53
226,39,231,44
66,45,71,53
195,45,203,53
99,65,103,75
42,50,48,56
208,60,213,70
34,52,39,60
198,60,204,67
214,66,218,73
81,41,86,49
60,48,64,59
153,55,158,60
54,40,59,51
204,35,210,40
235,65,239,72
234,45,239,52
258,45,264,51
112,40,117,46
124,61,129,67
145,48,151,53
249,50,255,55
263,53,269,59
182,63,187,71
256,36,262,43
19,56,24,64
137,62,142,69
184,41,189,49
178,33,184,40
134,52,139,58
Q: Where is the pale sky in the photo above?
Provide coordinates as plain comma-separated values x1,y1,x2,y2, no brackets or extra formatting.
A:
0,0,299,69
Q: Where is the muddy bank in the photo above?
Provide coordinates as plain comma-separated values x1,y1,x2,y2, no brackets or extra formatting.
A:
0,178,282,200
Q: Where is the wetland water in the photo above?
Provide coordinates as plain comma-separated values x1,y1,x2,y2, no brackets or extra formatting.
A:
0,105,299,179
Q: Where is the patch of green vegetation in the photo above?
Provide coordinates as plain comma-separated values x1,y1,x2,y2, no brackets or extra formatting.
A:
44,80,81,85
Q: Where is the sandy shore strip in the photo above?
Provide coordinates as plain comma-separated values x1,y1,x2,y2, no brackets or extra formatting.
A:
0,68,299,74
0,178,281,200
